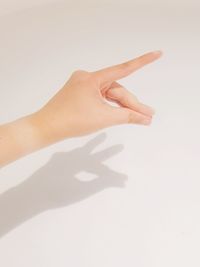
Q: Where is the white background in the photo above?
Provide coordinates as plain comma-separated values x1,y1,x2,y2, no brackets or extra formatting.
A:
0,0,200,266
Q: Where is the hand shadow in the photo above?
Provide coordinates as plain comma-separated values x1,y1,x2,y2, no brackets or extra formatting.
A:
0,132,128,238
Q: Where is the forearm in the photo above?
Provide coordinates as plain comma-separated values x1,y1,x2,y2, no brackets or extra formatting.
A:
0,113,45,168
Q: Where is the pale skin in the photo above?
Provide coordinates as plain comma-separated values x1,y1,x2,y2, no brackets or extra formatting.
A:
0,50,163,168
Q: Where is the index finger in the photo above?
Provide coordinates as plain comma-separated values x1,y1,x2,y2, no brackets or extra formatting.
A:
92,50,163,86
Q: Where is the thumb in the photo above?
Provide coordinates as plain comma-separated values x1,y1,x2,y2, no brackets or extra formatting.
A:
105,105,152,126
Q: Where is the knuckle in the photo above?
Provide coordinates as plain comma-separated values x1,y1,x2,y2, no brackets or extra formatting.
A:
122,61,132,72
122,61,131,68
73,69,87,75
127,111,141,124
71,69,91,81
128,112,134,124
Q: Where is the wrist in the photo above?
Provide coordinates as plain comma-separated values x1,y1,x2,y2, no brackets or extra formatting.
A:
24,111,54,149
11,114,45,152
0,113,44,167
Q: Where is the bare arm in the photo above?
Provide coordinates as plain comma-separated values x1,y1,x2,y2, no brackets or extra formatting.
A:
0,113,43,167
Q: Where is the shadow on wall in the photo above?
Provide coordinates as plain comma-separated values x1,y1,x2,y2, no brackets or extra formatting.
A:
0,132,128,238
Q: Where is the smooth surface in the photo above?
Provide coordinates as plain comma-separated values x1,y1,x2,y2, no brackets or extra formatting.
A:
0,1,200,266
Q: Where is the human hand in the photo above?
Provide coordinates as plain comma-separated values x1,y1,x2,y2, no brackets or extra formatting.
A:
0,50,163,167
32,50,162,146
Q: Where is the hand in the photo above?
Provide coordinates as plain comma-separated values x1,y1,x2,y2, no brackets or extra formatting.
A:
31,50,162,146
0,50,162,167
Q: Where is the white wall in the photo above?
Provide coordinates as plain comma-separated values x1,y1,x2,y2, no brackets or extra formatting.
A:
0,1,200,266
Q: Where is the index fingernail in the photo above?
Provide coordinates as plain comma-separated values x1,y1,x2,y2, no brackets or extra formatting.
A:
153,50,163,56
149,107,156,115
142,117,152,125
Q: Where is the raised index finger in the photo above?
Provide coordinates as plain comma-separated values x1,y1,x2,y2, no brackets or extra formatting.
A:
92,50,163,86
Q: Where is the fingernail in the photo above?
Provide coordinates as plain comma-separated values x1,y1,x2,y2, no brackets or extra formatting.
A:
142,117,152,125
140,104,155,116
153,50,163,56
150,108,156,115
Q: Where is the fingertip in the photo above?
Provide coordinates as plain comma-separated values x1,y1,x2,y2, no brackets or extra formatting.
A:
137,102,156,116
145,106,155,116
152,50,163,57
150,107,156,115
141,117,152,125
